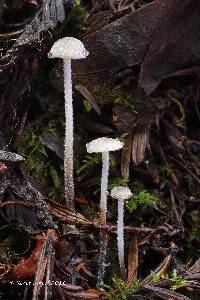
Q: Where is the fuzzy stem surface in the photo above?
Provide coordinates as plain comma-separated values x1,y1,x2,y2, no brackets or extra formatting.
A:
97,151,109,288
118,198,126,280
100,151,109,223
63,58,74,208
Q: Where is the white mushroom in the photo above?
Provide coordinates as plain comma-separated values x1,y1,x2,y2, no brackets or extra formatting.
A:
48,37,89,207
110,186,132,280
86,137,123,224
0,150,25,162
86,137,123,287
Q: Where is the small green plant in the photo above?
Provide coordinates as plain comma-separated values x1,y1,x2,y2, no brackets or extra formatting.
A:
92,84,102,93
17,120,62,195
108,178,129,191
48,167,62,201
114,92,137,114
158,165,172,178
170,269,187,291
76,153,116,177
76,154,102,175
126,190,158,213
151,269,187,291
92,177,128,196
83,100,92,113
18,128,50,186
103,276,139,300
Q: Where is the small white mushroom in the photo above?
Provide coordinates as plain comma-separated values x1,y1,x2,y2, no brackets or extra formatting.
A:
86,137,123,224
0,150,25,162
86,137,123,287
48,37,89,208
110,186,132,280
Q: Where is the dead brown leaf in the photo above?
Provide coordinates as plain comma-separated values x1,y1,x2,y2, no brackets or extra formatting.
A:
126,235,138,287
132,127,150,165
139,0,200,93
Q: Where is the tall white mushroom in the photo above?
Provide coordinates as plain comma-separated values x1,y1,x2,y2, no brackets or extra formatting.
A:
86,137,123,287
48,37,89,208
110,186,132,280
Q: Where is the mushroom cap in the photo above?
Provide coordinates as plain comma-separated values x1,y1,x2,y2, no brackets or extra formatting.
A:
110,186,132,200
0,150,25,162
48,37,89,60
86,137,123,153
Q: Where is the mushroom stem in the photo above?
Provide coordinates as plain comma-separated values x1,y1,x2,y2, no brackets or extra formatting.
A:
48,37,88,208
117,198,126,280
100,151,109,223
63,58,74,208
97,151,109,288
86,137,123,287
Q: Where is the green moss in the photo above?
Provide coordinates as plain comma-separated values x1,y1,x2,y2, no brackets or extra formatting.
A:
114,92,137,113
151,269,187,291
76,154,102,175
158,164,172,178
103,276,140,300
17,121,62,199
126,190,158,213
83,100,93,113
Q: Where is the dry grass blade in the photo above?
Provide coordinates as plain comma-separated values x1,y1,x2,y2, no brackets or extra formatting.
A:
32,249,47,300
143,285,191,300
75,84,101,115
32,229,56,300
1,200,168,234
126,235,138,287
118,0,133,11
188,258,200,273
121,134,133,180
62,287,102,299
44,252,55,300
132,127,150,165
141,253,172,285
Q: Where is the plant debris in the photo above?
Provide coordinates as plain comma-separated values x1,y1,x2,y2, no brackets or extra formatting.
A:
0,0,200,299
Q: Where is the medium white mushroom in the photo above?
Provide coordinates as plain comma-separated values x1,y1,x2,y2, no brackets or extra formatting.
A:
110,186,132,280
86,137,123,287
86,137,123,223
48,37,89,207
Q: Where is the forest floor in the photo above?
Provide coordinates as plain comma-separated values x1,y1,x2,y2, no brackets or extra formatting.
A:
0,0,200,299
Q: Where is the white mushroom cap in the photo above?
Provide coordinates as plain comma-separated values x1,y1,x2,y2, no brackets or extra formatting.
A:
48,37,89,60
0,150,25,162
86,137,123,153
110,186,132,201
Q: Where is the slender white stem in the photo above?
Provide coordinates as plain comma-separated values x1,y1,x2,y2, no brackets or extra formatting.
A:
63,58,74,208
100,151,109,223
118,198,126,280
97,151,109,288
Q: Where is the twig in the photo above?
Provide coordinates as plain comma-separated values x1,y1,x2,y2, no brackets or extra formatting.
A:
1,200,162,234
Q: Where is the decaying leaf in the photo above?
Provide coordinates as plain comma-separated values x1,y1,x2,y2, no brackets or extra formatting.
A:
32,229,56,300
75,84,101,115
143,284,191,300
132,127,150,165
126,236,138,287
121,134,132,180
39,132,64,160
9,234,45,281
139,0,200,93
74,0,168,85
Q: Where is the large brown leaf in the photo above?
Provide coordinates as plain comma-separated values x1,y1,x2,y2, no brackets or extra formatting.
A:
74,0,168,85
75,0,200,94
139,0,200,93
